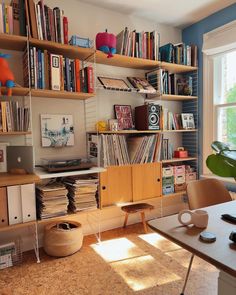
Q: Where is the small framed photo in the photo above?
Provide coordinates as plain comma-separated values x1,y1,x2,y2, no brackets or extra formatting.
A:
97,77,131,91
108,119,119,131
181,113,195,129
114,105,134,130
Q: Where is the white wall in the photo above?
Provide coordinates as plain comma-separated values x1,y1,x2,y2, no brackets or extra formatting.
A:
1,0,183,250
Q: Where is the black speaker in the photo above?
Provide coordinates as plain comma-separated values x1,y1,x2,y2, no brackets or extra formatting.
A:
135,104,161,130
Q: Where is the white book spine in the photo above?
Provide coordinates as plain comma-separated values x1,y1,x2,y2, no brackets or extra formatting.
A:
50,54,61,91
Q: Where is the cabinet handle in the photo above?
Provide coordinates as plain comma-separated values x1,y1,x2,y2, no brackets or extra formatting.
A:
157,178,160,182
102,186,106,190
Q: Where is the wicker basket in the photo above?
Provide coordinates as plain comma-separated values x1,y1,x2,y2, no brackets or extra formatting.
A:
43,220,83,257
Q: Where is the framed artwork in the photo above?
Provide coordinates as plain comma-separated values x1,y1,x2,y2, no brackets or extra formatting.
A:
114,105,134,130
40,114,74,147
127,77,156,93
181,113,195,129
0,142,9,172
97,77,131,91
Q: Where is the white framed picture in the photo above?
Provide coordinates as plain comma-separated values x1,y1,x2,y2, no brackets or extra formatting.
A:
0,142,9,172
181,113,195,129
40,114,74,147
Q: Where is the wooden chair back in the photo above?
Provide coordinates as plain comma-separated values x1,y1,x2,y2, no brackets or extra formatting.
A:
186,178,232,210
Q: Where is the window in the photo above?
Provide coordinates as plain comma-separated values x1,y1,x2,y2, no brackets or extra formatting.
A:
202,20,236,175
213,50,236,149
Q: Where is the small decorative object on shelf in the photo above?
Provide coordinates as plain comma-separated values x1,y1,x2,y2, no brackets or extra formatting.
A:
174,147,188,158
95,120,108,132
96,29,116,58
108,119,118,131
69,35,93,48
0,53,15,96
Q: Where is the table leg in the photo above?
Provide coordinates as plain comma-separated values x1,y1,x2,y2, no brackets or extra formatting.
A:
218,271,236,295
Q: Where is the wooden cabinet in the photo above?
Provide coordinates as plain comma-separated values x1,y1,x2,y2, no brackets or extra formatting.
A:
132,163,161,201
100,165,132,207
100,163,162,207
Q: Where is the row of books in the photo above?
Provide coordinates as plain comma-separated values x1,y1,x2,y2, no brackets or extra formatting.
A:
0,101,30,132
27,0,68,43
23,46,94,92
159,43,198,66
116,27,160,60
0,1,26,36
146,69,194,96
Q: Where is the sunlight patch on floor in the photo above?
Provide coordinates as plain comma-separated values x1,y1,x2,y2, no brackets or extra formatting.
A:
139,233,181,252
111,255,181,291
90,237,145,263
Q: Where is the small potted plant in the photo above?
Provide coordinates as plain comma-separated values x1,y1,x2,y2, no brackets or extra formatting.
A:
206,141,236,180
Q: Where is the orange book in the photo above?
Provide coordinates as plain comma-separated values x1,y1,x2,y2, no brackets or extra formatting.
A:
75,59,80,92
1,102,7,132
0,187,8,228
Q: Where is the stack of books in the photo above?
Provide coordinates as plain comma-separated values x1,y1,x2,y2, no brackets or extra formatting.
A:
0,101,30,132
27,0,68,43
0,0,27,36
63,176,99,212
116,27,160,60
159,43,198,66
23,47,94,93
36,182,68,219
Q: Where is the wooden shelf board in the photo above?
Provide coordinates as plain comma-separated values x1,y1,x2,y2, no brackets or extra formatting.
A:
0,33,27,51
31,89,95,100
162,191,186,198
98,130,162,134
0,86,29,96
35,167,106,179
0,131,31,136
0,220,37,232
163,129,198,133
161,62,198,73
29,38,94,60
161,94,198,101
162,157,197,164
96,50,160,70
0,173,40,187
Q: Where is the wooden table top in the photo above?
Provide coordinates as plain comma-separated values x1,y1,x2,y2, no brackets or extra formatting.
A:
148,200,236,277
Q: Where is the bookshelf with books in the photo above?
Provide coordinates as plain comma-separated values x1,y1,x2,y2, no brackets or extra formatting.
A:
93,36,198,204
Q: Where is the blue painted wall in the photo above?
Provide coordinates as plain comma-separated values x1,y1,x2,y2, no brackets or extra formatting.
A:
182,4,236,177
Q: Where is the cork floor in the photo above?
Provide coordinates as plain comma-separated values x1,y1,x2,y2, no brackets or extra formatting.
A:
0,223,218,295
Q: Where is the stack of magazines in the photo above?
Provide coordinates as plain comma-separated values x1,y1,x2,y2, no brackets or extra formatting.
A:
36,182,68,219
63,176,99,212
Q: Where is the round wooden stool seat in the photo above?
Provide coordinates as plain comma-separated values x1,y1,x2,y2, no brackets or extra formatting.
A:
121,203,154,233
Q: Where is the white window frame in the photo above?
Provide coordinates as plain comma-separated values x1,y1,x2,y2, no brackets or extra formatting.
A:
202,20,236,175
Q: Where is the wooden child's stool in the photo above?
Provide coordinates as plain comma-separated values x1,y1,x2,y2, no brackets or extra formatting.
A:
121,203,154,233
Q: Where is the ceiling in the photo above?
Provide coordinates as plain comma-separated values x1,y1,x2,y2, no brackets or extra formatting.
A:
79,0,236,28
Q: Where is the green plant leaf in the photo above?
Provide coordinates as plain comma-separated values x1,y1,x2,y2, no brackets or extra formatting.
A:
211,141,230,153
221,150,236,161
206,154,236,177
